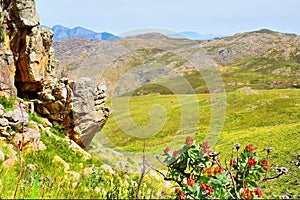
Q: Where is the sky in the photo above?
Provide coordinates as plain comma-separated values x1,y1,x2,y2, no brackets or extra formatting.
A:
36,0,300,36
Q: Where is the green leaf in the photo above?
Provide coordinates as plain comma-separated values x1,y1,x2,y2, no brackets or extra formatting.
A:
30,174,40,199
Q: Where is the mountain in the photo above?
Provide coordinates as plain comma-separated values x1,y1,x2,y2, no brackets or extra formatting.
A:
52,29,300,96
127,32,170,40
45,25,120,41
46,25,223,41
167,31,223,40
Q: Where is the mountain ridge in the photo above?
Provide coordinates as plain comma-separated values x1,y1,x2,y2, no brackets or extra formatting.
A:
44,25,120,41
43,24,229,41
53,28,300,96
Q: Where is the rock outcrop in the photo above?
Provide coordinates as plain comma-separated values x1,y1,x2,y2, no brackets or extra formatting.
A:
36,77,109,147
0,0,109,147
0,0,58,98
0,102,45,152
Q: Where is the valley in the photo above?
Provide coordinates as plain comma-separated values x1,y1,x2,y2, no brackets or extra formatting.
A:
1,0,299,197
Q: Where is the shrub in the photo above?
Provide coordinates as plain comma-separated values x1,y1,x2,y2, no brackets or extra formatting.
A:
162,137,287,199
50,123,65,138
28,113,43,125
0,96,16,111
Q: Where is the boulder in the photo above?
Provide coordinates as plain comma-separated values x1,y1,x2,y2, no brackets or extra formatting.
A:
53,155,70,171
71,78,109,147
239,87,259,95
0,118,9,127
68,139,91,160
14,127,41,152
4,104,29,131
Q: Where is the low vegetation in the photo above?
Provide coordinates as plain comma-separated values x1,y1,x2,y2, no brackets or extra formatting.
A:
162,137,287,199
0,122,167,199
0,96,16,111
98,88,300,198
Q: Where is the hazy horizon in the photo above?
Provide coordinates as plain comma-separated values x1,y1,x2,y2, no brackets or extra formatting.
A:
36,0,300,36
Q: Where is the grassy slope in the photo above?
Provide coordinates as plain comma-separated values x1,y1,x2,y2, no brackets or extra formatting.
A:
132,54,300,95
99,89,300,196
0,128,165,199
0,89,298,198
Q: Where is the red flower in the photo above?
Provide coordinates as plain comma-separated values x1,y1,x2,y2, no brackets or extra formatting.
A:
179,192,186,200
173,150,179,157
245,145,255,153
255,189,263,197
204,168,212,176
213,166,222,175
164,146,171,154
242,188,254,200
202,141,210,149
248,158,256,167
187,177,196,186
175,188,180,193
261,160,269,170
185,136,194,146
201,148,209,153
200,183,213,195
230,159,237,166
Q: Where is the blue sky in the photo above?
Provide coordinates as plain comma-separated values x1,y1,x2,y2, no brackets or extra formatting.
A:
36,0,300,36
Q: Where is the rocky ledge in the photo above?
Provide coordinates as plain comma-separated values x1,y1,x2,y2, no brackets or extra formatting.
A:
0,0,109,148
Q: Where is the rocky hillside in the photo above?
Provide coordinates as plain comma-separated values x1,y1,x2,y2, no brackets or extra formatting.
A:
0,0,109,148
53,29,300,96
203,29,300,66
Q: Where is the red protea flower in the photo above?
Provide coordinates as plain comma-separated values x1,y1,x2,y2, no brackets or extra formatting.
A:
201,147,209,153
164,146,171,154
202,141,210,149
230,159,237,166
248,158,256,167
185,136,194,146
173,150,179,157
175,188,180,193
254,189,263,197
213,166,222,175
242,188,254,200
261,160,269,170
204,168,212,176
245,145,255,153
187,177,196,186
200,183,213,195
179,192,186,200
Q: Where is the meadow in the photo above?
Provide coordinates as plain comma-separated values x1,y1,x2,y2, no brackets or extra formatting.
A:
0,88,299,198
97,88,300,197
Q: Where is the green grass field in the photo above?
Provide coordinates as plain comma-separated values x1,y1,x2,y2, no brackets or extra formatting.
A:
96,88,300,197
1,89,299,198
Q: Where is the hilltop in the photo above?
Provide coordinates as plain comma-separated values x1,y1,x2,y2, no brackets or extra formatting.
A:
53,28,300,96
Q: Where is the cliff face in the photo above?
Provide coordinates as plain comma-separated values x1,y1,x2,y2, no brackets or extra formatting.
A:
0,0,57,98
0,0,109,148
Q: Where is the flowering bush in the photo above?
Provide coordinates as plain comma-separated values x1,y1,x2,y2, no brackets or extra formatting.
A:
162,137,288,199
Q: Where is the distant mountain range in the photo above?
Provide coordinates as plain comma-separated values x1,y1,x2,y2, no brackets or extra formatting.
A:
43,25,224,41
44,25,121,41
52,28,300,96
168,31,224,40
